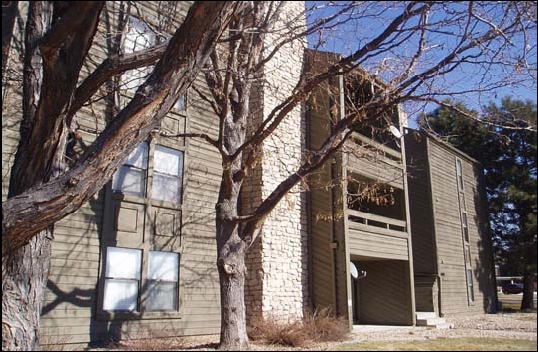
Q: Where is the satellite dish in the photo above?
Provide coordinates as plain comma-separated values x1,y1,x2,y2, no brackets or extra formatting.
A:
389,125,403,139
350,262,359,279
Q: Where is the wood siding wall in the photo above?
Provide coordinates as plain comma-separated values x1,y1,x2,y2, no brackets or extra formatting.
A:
305,52,337,313
357,260,413,325
404,132,437,274
347,149,404,189
404,132,438,312
348,228,409,261
426,136,496,316
3,2,225,347
305,50,413,324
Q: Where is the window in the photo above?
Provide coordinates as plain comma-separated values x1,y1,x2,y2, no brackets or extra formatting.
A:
111,142,184,204
122,17,155,91
146,251,179,311
101,14,188,318
456,159,464,192
112,142,148,197
103,247,141,311
461,211,469,242
466,269,475,303
456,157,474,305
101,138,185,316
121,16,186,111
152,145,183,203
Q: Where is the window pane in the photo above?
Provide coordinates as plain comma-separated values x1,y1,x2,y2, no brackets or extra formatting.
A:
466,270,473,284
125,142,148,168
151,173,180,203
105,247,141,279
123,17,155,91
113,166,145,196
456,160,464,191
174,94,186,111
103,279,138,311
462,212,469,242
466,269,474,302
154,146,182,176
124,17,155,54
148,251,179,281
146,281,177,311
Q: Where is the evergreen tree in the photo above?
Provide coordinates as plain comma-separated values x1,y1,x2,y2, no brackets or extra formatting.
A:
422,98,537,310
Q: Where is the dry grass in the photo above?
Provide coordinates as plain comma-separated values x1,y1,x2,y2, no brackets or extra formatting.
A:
117,337,187,351
334,337,537,351
40,333,73,351
248,308,349,347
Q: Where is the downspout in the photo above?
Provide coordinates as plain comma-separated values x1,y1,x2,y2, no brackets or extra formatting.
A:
338,72,353,329
399,119,416,326
330,158,339,317
328,72,340,317
304,54,314,311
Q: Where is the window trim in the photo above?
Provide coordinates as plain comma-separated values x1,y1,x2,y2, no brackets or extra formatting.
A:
120,15,187,112
145,251,180,312
98,139,186,321
466,269,475,303
456,157,474,306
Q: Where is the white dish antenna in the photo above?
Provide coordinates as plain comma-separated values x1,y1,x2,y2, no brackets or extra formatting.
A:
350,262,359,279
390,125,403,139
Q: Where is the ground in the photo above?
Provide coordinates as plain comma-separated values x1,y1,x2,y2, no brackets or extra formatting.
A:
83,311,536,351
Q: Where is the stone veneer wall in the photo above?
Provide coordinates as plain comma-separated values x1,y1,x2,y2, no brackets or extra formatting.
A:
244,1,308,323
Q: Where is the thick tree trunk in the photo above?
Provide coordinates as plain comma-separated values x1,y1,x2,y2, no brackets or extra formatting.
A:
215,164,249,350
217,220,249,350
2,232,51,351
521,267,536,310
2,1,238,253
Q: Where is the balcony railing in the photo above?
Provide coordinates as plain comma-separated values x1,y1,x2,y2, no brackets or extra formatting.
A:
350,132,402,165
347,209,407,238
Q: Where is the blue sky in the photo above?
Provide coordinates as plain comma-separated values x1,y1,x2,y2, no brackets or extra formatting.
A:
304,1,537,124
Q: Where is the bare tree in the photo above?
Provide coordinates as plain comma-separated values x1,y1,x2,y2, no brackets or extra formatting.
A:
2,2,239,350
2,1,536,351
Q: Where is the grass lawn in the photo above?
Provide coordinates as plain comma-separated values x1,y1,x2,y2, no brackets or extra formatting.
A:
333,337,537,351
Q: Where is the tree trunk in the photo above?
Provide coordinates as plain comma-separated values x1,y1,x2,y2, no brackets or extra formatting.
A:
216,196,249,350
2,232,51,351
521,267,536,310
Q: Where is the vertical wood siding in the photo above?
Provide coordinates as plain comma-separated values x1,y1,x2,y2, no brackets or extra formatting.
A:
426,137,496,316
357,260,413,325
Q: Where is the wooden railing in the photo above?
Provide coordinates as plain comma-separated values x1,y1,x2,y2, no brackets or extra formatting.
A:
350,132,402,163
347,209,407,238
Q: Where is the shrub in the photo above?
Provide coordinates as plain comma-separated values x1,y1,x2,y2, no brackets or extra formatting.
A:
247,308,349,347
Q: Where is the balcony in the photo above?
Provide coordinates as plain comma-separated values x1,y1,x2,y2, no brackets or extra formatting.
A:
346,176,410,261
346,132,404,189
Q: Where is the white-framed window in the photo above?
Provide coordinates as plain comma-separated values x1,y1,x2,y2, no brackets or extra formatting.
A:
122,16,156,91
456,157,474,305
146,251,179,311
466,269,475,303
456,159,464,192
102,247,142,311
112,142,184,205
101,139,185,315
112,142,149,197
152,145,183,203
461,211,469,242
121,16,187,111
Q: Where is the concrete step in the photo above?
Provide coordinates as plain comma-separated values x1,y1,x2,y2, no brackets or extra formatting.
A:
416,311,438,320
416,312,454,329
434,322,454,329
416,317,445,326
